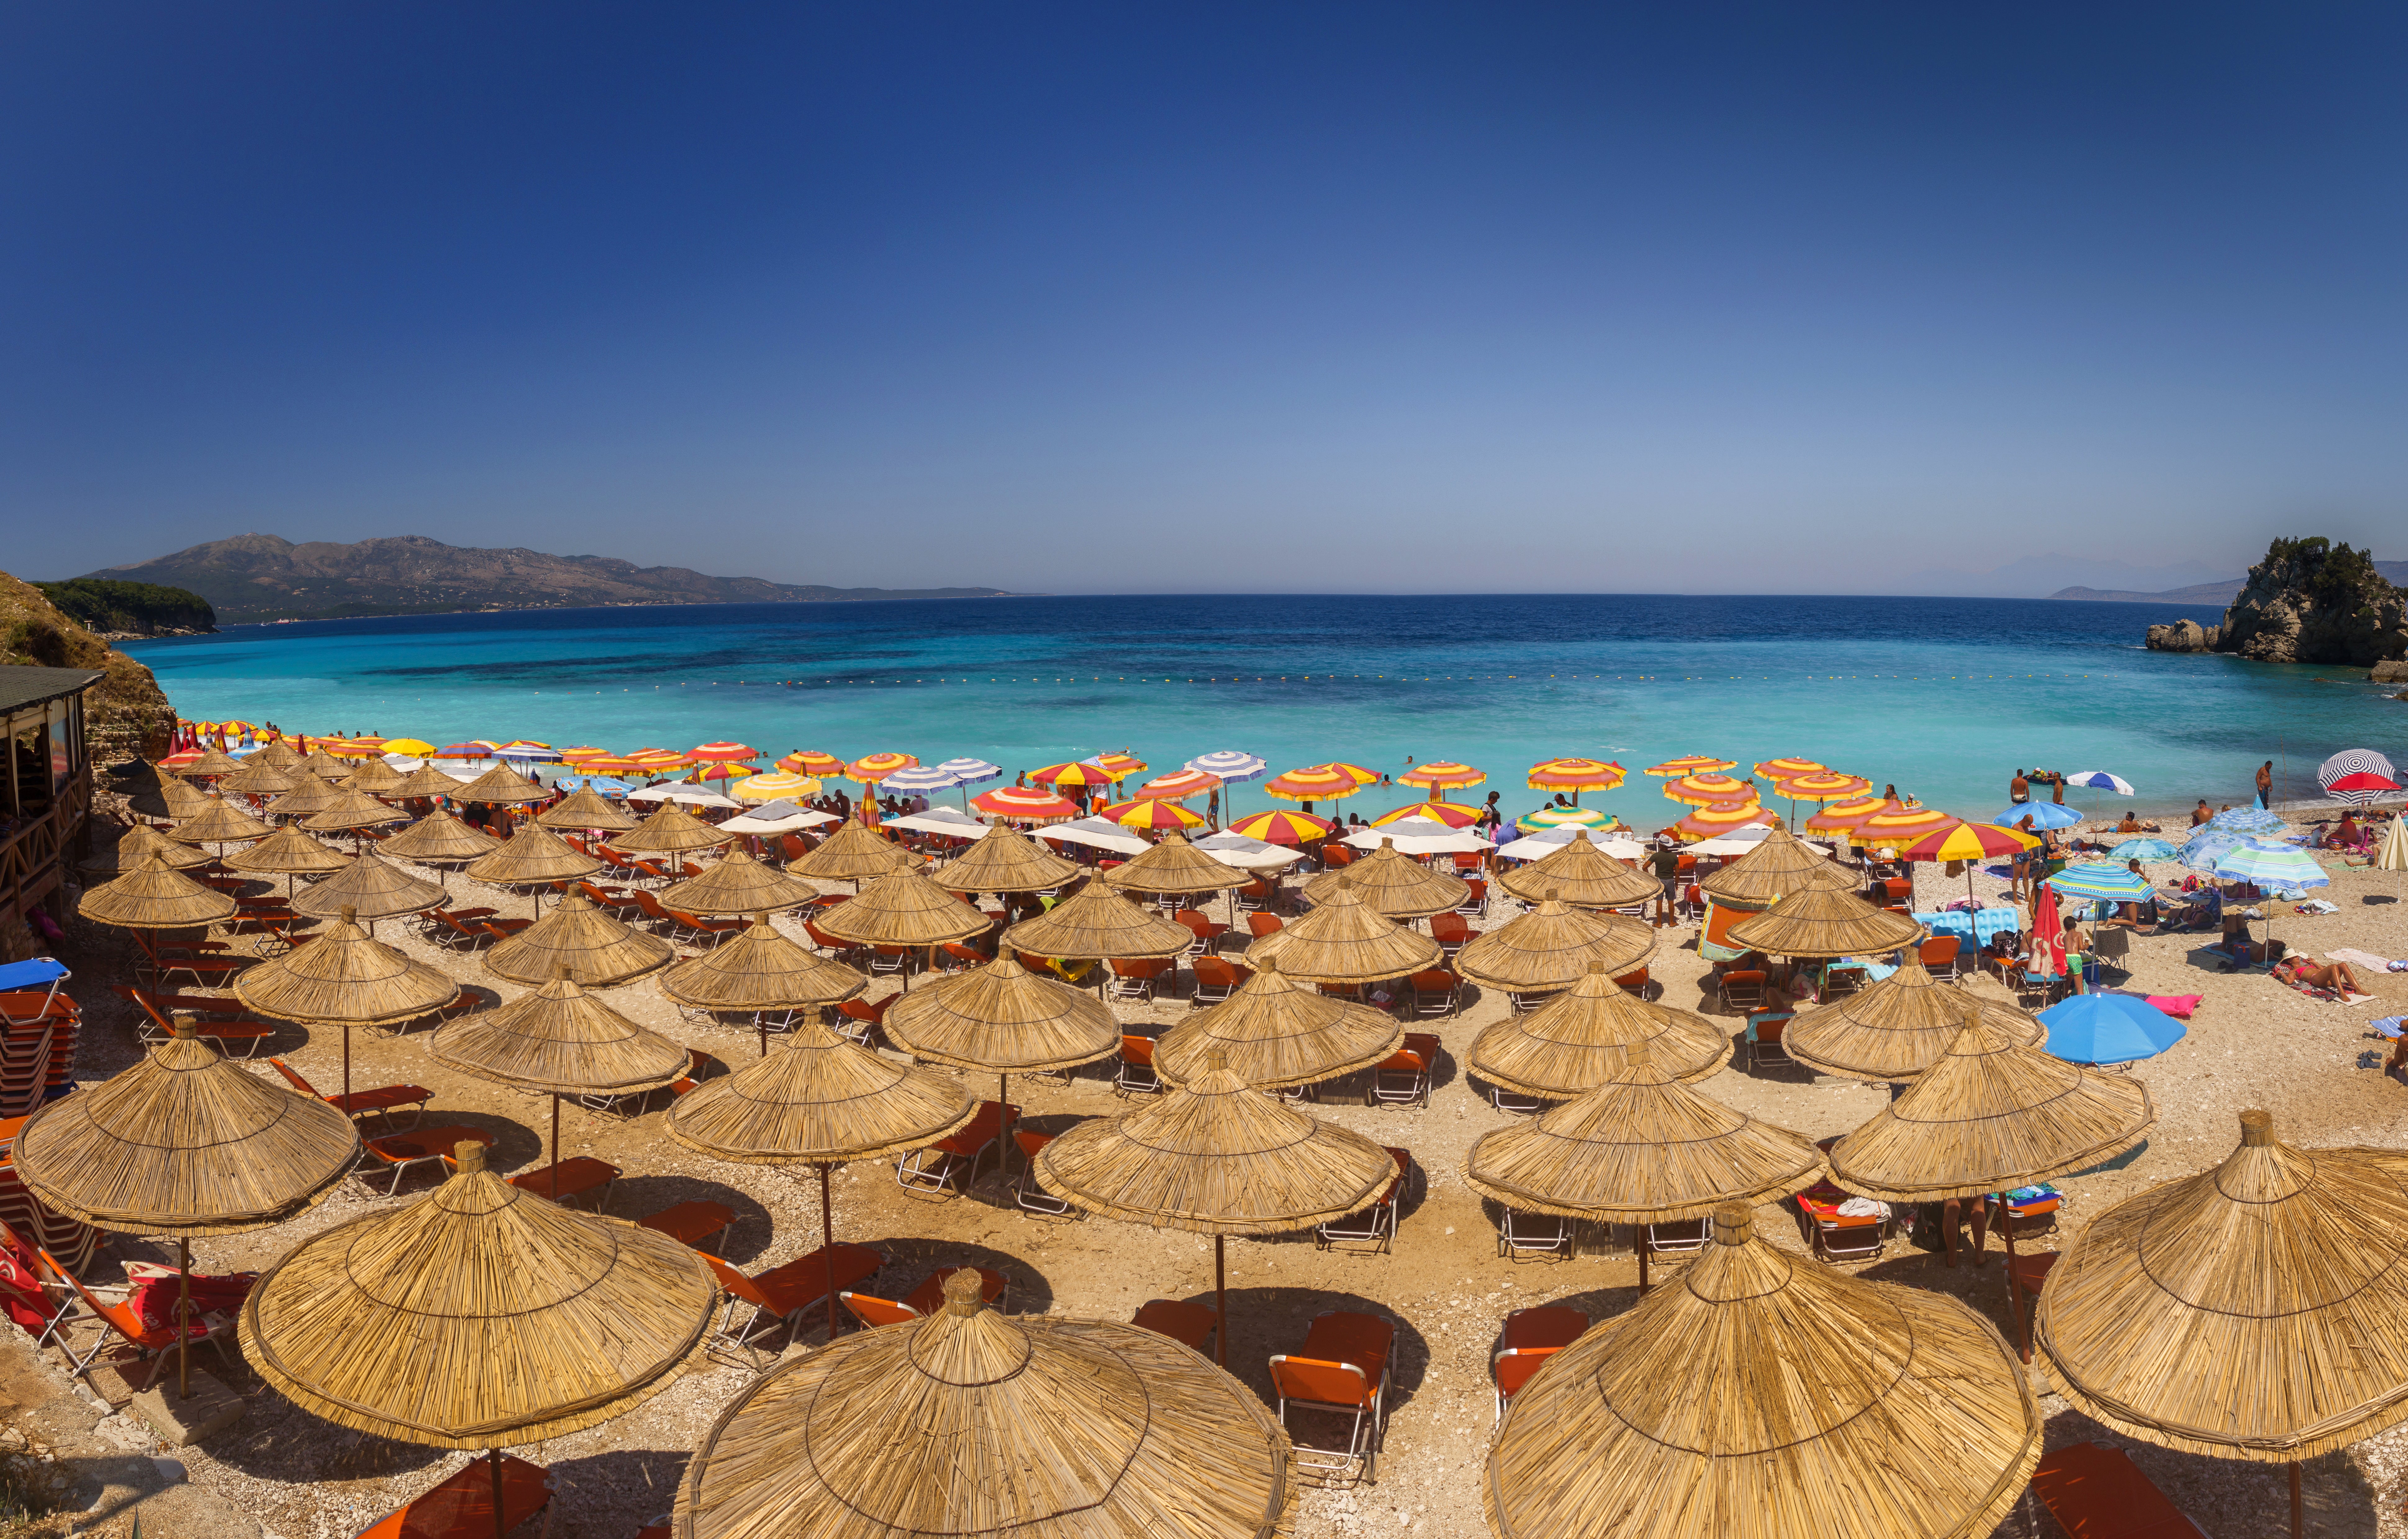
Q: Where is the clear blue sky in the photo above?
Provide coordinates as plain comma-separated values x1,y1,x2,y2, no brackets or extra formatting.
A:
5,5,2403,595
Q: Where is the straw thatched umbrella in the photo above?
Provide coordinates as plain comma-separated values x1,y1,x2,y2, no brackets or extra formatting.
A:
1242,879,1440,985
342,757,406,795
1724,885,1923,959
1783,956,2046,1082
449,761,551,805
658,916,867,1054
1467,962,1729,1098
236,906,463,1104
176,748,246,778
430,967,691,1197
1035,1058,1394,1365
1156,956,1404,1094
248,739,304,770
786,820,918,883
668,1018,976,1339
302,747,351,776
460,823,603,906
1466,1042,1824,1287
675,1269,1296,1539
485,889,675,989
1484,1202,2041,1539
241,1142,717,1539
2035,1110,2408,1535
1102,830,1255,926
659,848,818,916
77,853,238,967
613,799,736,857
302,786,411,839
224,824,353,907
264,772,344,822
1830,1009,2153,1348
813,868,992,987
389,763,470,802
1303,838,1469,920
1495,830,1659,910
83,824,209,874
131,773,210,823
377,808,503,880
1454,894,1652,1000
168,795,274,849
12,1020,360,1396
219,759,297,798
1694,824,1859,909
1002,872,1193,984
933,823,1080,894
292,848,446,925
536,784,638,833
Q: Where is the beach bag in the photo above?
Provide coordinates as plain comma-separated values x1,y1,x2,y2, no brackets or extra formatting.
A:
126,1264,257,1331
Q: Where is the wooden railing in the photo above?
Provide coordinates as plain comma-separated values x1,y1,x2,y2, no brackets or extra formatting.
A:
0,771,90,926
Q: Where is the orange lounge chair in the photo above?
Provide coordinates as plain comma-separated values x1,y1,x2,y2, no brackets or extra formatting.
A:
894,1100,1016,1195
1370,1034,1440,1107
1405,969,1460,1019
1270,1311,1396,1485
1173,909,1228,955
356,1454,552,1539
1794,1170,1887,1263
1106,956,1172,1003
488,1156,620,1211
841,1265,1008,1328
700,1243,884,1352
1745,1008,1793,1070
1188,956,1251,1006
1012,1128,1075,1216
1717,968,1768,1013
112,985,278,1058
271,1057,430,1130
1428,911,1473,960
359,1126,496,1196
638,1200,736,1253
1491,1345,1562,1423
1317,1147,1410,1253
1132,1298,1218,1354
2027,1440,2209,1537
833,994,892,1046
578,1047,713,1115
1114,1036,1160,1097
1245,912,1284,942
36,1246,224,1387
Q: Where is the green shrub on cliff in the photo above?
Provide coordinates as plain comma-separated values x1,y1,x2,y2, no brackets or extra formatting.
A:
30,578,215,636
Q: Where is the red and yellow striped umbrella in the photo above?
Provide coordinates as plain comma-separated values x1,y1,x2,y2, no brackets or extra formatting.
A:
1097,797,1206,831
1804,796,1892,836
780,750,845,777
1849,805,1961,850
1398,760,1487,791
1673,800,1775,841
1775,772,1873,804
321,738,389,759
1662,773,1759,808
1370,801,1482,829
1528,757,1626,793
690,762,755,783
1753,758,1826,781
1131,769,1222,801
1645,754,1737,778
1903,821,2038,863
971,786,1082,824
577,755,651,775
626,748,693,772
1030,760,1118,790
1262,764,1374,802
846,752,919,783
688,741,761,763
1328,763,1380,787
1089,751,1150,781
558,746,614,765
1227,810,1336,846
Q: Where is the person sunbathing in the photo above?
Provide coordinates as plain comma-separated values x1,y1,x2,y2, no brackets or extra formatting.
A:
2274,955,2366,995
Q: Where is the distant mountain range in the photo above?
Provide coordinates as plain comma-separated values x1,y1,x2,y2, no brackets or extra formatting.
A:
2049,560,2408,605
84,534,1012,624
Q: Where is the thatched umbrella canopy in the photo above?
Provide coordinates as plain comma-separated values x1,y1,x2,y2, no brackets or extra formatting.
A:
264,773,344,822
83,824,209,874
292,848,446,923
1484,1204,2041,1539
461,823,604,896
169,795,274,847
933,824,1080,894
1467,963,1729,1098
659,848,819,916
248,740,305,769
1003,872,1193,966
177,749,247,778
2035,1110,2408,1485
813,868,991,956
1156,956,1404,1092
1695,825,1859,909
1454,895,1652,997
450,762,551,805
78,851,237,930
1303,839,1469,920
1725,885,1923,959
536,784,639,833
239,1141,717,1512
786,821,918,883
343,757,407,795
236,907,463,1104
1035,1058,1394,1365
1783,956,2046,1082
1466,1042,1823,1285
302,786,411,836
668,1018,977,1339
1102,830,1253,897
486,889,675,988
378,808,503,869
1242,880,1440,984
1495,830,1658,909
228,825,350,878
658,917,867,1051
675,1269,1296,1539
387,763,468,801
611,799,736,856
131,773,210,822
220,759,298,797
431,968,691,1189
882,955,1118,1076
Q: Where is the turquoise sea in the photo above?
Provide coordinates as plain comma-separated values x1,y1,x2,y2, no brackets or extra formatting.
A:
122,594,2401,824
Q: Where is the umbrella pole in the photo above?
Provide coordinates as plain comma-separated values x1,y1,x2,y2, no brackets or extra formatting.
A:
550,1095,562,1199
342,1024,354,1108
177,1239,193,1399
2001,1196,2030,1363
489,1447,507,1539
820,1163,840,1341
2291,1461,2302,1539
998,1073,1013,1182
1637,1229,1649,1292
1215,1233,1228,1368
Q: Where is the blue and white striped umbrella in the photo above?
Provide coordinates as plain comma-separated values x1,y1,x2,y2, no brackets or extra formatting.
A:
2062,770,2135,795
2046,862,2154,902
1989,801,2081,831
880,765,964,796
2206,807,2288,837
2178,829,2245,872
2109,838,2179,862
1187,751,1267,783
933,757,1003,786
2213,838,2330,894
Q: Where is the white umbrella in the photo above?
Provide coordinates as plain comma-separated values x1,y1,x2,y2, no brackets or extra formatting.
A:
934,758,1003,811
721,801,840,836
1341,817,1492,856
1038,818,1152,856
1186,751,1266,828
1496,830,1646,861
627,784,744,809
888,807,993,839
1192,831,1306,872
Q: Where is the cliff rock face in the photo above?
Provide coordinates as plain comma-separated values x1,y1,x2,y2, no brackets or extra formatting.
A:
0,570,178,763
2212,538,2408,666
2372,661,2408,684
2146,619,2221,652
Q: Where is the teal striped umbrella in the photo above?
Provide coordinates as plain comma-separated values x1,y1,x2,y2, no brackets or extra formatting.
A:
2108,838,2178,863
2045,862,2153,903
2213,839,2329,895
1516,805,1619,833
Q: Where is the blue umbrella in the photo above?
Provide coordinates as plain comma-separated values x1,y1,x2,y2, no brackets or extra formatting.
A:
2178,829,2245,872
2040,993,2186,1064
880,765,964,797
931,757,1001,810
2046,862,2153,902
556,775,631,795
2206,807,2287,837
1186,750,1268,825
2109,838,2178,862
2062,770,2134,795
1990,802,2081,831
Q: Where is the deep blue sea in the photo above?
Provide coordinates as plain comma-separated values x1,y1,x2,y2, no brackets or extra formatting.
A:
122,594,2401,823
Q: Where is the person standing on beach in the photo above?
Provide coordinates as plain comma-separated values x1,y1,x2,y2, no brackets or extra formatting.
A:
2256,760,2274,809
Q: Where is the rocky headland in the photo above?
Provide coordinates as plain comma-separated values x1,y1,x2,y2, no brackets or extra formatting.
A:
2145,537,2408,675
1,570,179,761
